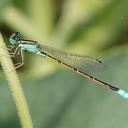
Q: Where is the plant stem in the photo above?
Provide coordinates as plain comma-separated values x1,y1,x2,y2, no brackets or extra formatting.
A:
0,33,33,128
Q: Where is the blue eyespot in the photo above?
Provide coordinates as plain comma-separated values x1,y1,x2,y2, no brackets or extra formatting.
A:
9,32,22,45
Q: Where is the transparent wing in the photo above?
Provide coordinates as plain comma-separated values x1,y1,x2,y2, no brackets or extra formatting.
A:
39,44,103,72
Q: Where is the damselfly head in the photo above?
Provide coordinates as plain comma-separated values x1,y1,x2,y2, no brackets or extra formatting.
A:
9,32,23,45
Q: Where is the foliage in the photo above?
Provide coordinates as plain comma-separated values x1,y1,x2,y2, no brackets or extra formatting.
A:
0,0,128,128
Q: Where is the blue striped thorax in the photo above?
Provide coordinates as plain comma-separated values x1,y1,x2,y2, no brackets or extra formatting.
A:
9,32,46,57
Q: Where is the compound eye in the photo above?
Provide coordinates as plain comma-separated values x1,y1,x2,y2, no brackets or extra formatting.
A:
9,32,23,45
12,32,22,41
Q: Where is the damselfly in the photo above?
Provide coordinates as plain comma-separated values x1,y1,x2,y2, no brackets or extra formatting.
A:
8,32,128,100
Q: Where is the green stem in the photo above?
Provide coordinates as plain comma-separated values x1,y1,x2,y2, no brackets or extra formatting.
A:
0,33,33,128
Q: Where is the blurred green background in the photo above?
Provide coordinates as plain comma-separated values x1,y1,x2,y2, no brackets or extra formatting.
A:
0,0,128,128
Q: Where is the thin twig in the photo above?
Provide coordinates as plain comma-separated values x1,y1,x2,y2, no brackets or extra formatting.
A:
0,33,33,128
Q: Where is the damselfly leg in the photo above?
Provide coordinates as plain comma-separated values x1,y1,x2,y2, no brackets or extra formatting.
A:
9,45,24,69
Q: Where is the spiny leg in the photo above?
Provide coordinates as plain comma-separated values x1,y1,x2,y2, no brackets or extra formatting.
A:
14,48,24,69
7,45,15,51
9,45,20,57
9,46,25,69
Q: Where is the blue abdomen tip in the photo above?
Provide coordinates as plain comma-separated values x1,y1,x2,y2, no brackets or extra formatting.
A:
117,89,128,99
